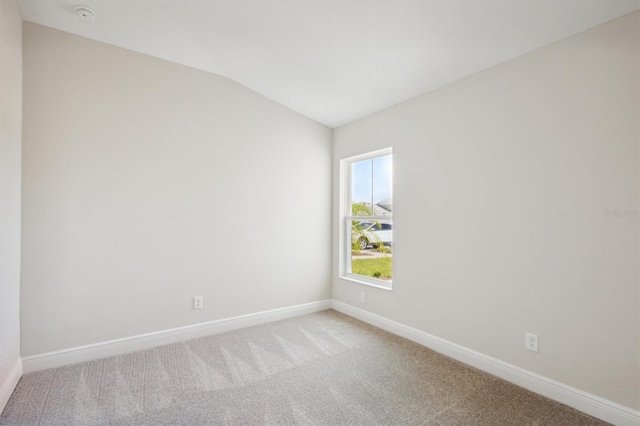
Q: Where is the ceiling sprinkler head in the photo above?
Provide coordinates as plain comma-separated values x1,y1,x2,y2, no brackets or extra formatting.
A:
75,6,96,22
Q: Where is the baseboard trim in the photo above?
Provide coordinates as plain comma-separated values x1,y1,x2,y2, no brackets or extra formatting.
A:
0,359,22,415
331,299,639,426
22,299,332,374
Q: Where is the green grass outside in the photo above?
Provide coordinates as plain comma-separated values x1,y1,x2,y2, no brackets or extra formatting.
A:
351,257,392,280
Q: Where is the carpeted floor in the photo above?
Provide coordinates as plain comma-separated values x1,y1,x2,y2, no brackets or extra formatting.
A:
1,310,607,425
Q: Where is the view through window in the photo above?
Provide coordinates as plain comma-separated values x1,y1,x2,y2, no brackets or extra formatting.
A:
345,150,392,286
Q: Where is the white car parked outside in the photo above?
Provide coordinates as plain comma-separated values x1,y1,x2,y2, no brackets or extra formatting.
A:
354,222,392,250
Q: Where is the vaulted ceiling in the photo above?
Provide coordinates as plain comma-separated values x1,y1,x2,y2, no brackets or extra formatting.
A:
18,0,640,127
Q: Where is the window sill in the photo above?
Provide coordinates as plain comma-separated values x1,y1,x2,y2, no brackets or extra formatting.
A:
340,274,392,291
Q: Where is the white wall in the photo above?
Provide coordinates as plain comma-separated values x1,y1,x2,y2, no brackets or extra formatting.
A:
0,0,23,413
333,12,639,410
21,23,332,357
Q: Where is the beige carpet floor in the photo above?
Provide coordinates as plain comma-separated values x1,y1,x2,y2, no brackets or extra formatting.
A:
1,310,607,425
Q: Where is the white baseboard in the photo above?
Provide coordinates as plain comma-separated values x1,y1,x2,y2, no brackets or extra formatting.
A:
0,359,22,415
331,299,639,426
22,299,332,374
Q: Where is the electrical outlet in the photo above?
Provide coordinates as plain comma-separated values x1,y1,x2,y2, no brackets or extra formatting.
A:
525,332,538,352
193,296,203,310
360,292,366,304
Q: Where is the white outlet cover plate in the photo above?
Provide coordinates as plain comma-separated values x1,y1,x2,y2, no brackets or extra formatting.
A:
526,332,539,352
193,296,203,309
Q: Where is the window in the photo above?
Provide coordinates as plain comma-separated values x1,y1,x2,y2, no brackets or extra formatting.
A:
341,148,393,289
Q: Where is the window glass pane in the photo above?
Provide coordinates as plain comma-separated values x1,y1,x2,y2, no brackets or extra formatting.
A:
350,218,393,281
345,150,393,285
351,159,372,216
372,154,392,215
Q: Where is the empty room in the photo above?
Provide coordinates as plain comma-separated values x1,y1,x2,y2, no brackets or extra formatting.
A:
1,0,639,425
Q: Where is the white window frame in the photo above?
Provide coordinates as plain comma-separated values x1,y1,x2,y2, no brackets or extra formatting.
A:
340,147,393,290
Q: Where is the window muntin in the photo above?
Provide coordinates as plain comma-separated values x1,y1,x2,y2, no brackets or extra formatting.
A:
343,149,393,288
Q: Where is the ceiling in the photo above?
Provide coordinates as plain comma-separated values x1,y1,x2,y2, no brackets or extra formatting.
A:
17,0,640,128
